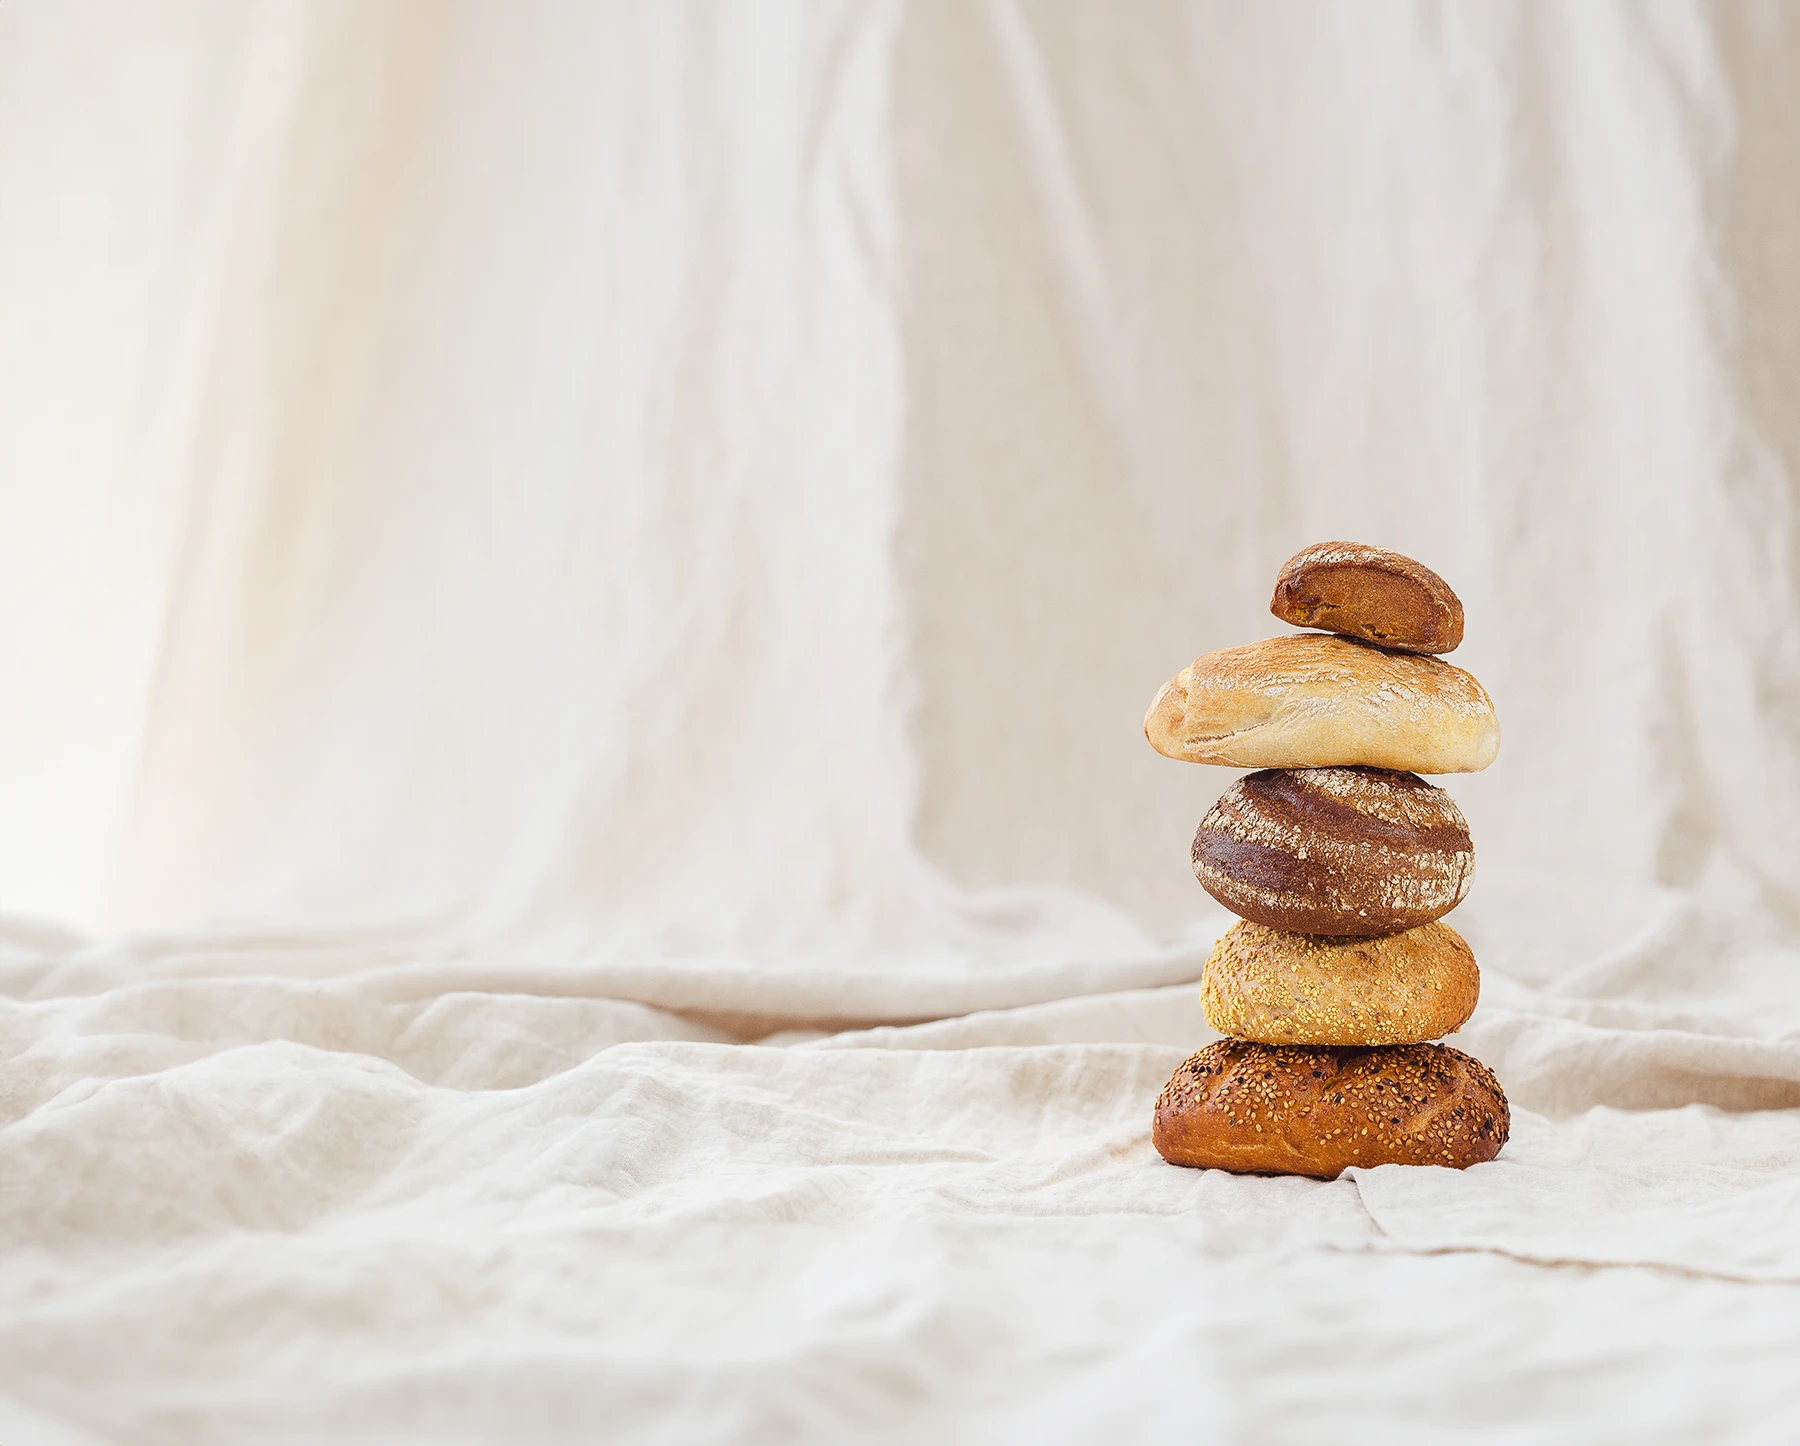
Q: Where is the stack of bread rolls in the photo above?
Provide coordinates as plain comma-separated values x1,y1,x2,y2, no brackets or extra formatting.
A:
1145,542,1510,1178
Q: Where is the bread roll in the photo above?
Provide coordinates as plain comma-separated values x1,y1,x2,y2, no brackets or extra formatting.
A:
1191,767,1472,936
1271,541,1464,654
1144,634,1498,774
1153,1039,1509,1177
1202,919,1478,1046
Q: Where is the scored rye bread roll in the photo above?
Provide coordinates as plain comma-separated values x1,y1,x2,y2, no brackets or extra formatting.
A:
1143,634,1497,774
1153,1039,1509,1177
1271,540,1465,654
1191,767,1472,936
1201,919,1479,1046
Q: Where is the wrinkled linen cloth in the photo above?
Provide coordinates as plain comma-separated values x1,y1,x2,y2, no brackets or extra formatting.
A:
7,874,1800,1444
5,2,1800,1441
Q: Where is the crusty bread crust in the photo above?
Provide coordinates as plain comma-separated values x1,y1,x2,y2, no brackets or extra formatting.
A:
1191,767,1472,936
1143,634,1498,775
1271,540,1465,654
1201,919,1478,1045
1153,1039,1509,1177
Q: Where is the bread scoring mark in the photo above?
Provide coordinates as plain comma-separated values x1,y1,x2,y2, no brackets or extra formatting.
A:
1260,768,1468,843
1281,542,1401,571
1183,637,1483,705
1179,723,1258,751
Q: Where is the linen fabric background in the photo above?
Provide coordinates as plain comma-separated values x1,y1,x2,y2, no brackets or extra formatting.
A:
2,2,1799,1441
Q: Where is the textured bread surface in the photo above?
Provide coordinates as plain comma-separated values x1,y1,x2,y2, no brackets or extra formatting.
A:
1271,540,1464,654
1191,767,1473,936
1153,1039,1509,1177
1202,919,1479,1045
1143,634,1497,774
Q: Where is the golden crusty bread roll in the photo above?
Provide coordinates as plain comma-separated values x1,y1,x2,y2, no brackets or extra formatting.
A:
1191,767,1473,937
1201,919,1479,1046
1144,634,1498,774
1271,540,1464,654
1154,1039,1509,1177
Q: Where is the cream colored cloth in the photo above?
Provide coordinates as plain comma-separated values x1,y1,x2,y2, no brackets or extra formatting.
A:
3,2,1800,1441
5,876,1800,1442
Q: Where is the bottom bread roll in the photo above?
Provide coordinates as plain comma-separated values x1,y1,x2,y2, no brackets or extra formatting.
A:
1154,1039,1508,1178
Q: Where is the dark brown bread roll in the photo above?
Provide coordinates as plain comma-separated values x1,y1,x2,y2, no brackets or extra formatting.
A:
1191,767,1472,936
1271,541,1465,654
1154,1039,1509,1177
1202,919,1478,1046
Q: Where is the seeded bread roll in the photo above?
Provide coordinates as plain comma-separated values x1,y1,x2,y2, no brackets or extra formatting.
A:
1191,767,1472,936
1143,634,1498,774
1154,1039,1509,1177
1271,540,1465,654
1202,919,1479,1046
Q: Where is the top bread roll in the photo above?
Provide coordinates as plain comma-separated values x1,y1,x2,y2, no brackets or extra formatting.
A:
1271,541,1464,654
1144,634,1499,774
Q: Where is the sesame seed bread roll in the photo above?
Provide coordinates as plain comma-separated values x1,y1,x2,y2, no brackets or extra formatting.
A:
1143,634,1498,774
1153,1039,1509,1178
1201,919,1479,1046
1191,767,1473,937
1271,540,1465,654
